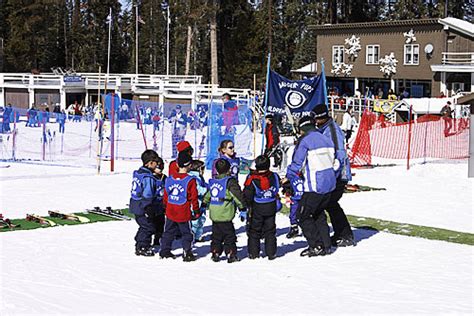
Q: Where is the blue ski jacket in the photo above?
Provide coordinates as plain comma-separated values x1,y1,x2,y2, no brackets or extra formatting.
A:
286,129,336,194
317,118,352,182
129,166,160,216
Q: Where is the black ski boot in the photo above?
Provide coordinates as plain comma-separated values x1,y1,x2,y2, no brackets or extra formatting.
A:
135,247,155,257
227,251,240,263
286,225,299,239
331,235,356,247
267,254,277,261
211,252,220,263
159,251,177,259
300,246,329,257
183,250,197,262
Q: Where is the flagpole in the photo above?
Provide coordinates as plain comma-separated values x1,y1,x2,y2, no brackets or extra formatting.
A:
321,58,328,110
107,7,112,75
261,53,271,155
166,5,170,76
135,4,139,74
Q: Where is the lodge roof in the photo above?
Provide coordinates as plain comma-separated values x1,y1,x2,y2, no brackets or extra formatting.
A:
310,18,440,32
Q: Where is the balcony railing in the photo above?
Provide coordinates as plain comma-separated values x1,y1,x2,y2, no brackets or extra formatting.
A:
442,52,474,65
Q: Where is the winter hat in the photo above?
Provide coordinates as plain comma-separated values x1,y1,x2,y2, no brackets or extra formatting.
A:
176,104,182,110
312,103,329,119
255,155,270,171
265,113,274,120
177,152,192,168
177,141,192,153
298,116,316,133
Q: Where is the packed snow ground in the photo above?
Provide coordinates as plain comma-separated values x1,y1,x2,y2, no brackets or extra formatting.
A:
0,120,473,314
0,158,471,233
0,215,472,314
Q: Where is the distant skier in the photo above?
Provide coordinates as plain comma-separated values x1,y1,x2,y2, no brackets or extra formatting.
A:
169,105,188,159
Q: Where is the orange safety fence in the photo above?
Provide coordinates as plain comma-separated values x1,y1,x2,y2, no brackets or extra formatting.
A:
350,110,470,167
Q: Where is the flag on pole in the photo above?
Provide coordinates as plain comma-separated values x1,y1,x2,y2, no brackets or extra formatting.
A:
267,69,326,118
161,1,169,10
106,10,112,24
138,15,146,24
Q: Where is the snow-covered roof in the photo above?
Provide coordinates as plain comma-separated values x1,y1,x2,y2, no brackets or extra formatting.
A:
291,62,318,73
439,17,474,38
396,97,456,114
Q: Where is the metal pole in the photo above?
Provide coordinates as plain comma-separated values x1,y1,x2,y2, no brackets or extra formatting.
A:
111,93,115,172
407,105,413,170
136,5,139,74
166,6,170,76
107,8,112,75
261,53,271,155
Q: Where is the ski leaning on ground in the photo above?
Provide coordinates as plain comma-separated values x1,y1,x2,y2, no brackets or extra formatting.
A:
48,211,91,223
26,214,57,227
87,207,132,220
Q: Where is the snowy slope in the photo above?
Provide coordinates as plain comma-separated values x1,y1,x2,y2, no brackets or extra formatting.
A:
1,118,473,314
1,158,472,233
0,216,472,315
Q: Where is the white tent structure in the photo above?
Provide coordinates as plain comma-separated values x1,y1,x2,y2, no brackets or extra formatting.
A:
396,97,462,118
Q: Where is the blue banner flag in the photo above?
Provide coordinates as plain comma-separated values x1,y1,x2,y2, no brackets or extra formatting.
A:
105,93,120,113
267,70,326,117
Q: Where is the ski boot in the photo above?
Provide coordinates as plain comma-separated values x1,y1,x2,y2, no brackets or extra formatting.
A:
135,247,155,257
267,254,277,261
300,246,330,257
211,251,220,263
183,250,197,262
159,251,177,259
227,251,240,263
331,235,356,247
286,225,299,239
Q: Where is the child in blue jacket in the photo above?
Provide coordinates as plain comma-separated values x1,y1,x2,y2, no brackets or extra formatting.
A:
129,149,164,257
188,160,208,242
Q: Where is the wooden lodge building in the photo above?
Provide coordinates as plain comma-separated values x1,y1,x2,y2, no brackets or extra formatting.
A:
312,17,473,99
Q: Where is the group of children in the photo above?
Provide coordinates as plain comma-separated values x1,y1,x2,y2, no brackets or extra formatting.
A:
129,140,282,262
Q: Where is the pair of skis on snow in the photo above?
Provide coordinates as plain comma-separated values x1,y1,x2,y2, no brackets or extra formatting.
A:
87,207,131,221
0,214,20,229
25,211,91,227
2,207,131,229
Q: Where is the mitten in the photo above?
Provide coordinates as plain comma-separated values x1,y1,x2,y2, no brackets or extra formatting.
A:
191,209,201,220
239,209,247,222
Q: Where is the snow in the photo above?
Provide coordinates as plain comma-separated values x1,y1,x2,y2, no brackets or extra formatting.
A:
1,216,472,314
1,119,473,314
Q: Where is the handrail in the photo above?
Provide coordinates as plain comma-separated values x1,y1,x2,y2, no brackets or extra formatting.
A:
441,52,474,65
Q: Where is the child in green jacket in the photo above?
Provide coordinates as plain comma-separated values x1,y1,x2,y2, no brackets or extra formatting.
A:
201,158,246,263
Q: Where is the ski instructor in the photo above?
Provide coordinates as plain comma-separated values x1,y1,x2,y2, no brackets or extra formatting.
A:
285,115,337,257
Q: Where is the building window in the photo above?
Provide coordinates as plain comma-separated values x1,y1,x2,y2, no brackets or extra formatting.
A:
332,46,344,65
404,44,419,65
366,45,380,64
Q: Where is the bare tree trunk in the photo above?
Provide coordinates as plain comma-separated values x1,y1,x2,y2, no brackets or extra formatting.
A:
329,0,337,24
210,11,218,85
185,25,192,76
